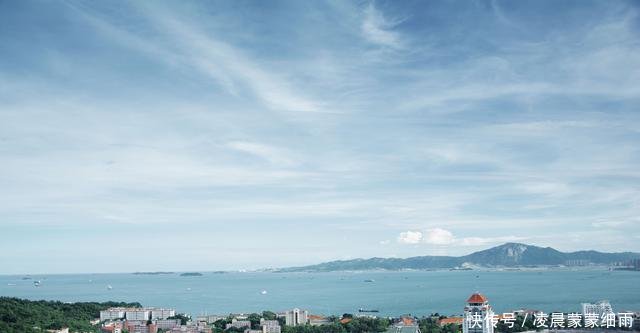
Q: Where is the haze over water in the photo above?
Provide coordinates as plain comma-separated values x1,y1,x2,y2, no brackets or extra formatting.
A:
2,270,639,317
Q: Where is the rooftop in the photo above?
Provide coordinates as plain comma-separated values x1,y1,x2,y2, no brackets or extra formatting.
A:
467,293,488,304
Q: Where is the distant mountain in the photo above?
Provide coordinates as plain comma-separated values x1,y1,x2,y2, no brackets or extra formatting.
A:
279,243,640,272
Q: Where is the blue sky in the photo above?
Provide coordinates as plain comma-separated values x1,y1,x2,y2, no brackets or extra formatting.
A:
1,0,639,274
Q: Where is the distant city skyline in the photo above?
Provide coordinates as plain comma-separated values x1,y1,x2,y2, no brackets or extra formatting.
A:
1,0,639,274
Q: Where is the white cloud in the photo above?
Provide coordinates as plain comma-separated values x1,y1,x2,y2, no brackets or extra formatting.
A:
423,228,455,245
397,228,524,247
397,230,423,244
361,3,403,49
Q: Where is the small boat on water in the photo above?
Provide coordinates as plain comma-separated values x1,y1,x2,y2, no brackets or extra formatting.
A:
358,308,379,313
107,284,113,290
33,280,41,287
261,290,268,295
363,279,375,282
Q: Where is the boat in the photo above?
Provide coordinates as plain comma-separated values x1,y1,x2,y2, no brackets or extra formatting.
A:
33,280,41,287
261,290,268,295
107,284,113,290
358,308,379,313
363,279,375,282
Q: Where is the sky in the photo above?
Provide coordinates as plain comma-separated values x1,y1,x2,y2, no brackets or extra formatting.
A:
1,0,639,274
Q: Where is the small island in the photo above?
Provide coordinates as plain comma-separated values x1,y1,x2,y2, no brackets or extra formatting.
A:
179,272,203,277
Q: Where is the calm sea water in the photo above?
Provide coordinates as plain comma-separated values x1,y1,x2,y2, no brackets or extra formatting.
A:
1,270,638,317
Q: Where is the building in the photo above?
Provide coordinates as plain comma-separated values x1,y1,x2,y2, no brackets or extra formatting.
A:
564,259,590,266
101,321,123,333
385,325,421,333
101,308,126,321
462,293,494,333
124,320,157,333
438,317,463,327
156,319,181,330
150,308,176,320
308,315,330,326
285,308,308,326
126,309,151,321
260,319,282,333
582,300,614,318
226,320,252,329
197,315,226,323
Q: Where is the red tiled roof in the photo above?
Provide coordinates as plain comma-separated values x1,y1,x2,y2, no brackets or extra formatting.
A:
340,318,353,324
401,317,415,326
467,293,488,303
438,317,463,326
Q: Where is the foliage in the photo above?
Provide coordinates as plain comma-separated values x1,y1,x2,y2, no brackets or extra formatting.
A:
0,297,141,333
280,316,389,333
168,313,191,325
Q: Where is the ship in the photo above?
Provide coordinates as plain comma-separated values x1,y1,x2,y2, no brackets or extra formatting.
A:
358,308,379,313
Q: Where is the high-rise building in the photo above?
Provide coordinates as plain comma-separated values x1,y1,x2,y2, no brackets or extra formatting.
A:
285,308,308,326
462,293,494,333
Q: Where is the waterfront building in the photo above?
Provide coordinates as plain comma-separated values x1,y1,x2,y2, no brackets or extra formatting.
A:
632,259,640,270
462,293,494,333
285,308,308,326
150,308,176,320
100,308,126,321
582,300,614,318
125,309,151,321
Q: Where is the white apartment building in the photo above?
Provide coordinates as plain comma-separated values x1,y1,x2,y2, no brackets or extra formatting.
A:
100,308,126,321
125,309,151,321
197,315,226,323
150,308,176,320
462,293,494,333
285,308,308,326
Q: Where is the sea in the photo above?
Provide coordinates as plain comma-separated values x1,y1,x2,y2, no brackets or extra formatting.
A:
1,269,638,317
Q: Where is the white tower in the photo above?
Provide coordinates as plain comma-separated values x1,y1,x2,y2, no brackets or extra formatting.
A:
463,293,494,333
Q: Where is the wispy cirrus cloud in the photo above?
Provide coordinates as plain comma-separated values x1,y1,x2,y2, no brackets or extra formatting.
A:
361,3,404,49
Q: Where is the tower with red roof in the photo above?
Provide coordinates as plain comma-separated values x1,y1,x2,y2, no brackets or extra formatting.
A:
462,293,494,333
